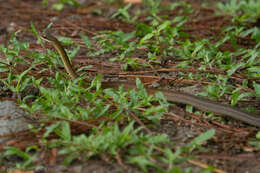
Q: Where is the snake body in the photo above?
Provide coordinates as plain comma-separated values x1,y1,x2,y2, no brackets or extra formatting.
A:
41,33,260,127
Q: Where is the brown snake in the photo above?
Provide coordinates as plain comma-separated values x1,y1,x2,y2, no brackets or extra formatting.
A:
40,33,260,127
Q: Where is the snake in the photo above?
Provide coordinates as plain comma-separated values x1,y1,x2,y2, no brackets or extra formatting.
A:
40,33,260,127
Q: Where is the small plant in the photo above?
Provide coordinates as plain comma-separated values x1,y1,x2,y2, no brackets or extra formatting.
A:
217,0,260,24
111,3,138,23
3,146,39,170
42,0,80,10
142,0,162,16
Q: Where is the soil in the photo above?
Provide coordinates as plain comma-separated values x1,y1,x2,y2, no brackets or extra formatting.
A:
0,0,260,173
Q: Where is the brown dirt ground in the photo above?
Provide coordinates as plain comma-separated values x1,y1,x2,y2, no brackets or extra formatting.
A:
0,0,260,173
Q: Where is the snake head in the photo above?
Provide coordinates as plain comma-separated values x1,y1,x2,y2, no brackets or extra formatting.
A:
40,32,58,43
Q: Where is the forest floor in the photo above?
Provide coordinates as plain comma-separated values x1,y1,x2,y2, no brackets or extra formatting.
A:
0,0,260,173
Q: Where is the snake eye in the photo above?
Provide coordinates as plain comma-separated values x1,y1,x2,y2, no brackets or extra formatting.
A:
41,33,47,38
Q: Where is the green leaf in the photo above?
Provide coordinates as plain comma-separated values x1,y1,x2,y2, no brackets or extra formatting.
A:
177,61,190,68
140,33,154,45
256,131,260,139
80,34,91,48
16,66,33,92
55,121,71,141
136,23,153,37
111,3,132,22
30,22,40,41
52,3,64,11
43,122,61,138
4,146,31,161
227,62,244,76
128,155,155,172
90,75,102,90
247,66,260,77
252,27,260,42
136,78,146,93
0,63,9,72
157,21,171,32
249,141,260,148
189,129,215,152
253,82,260,97
229,33,238,50
58,36,74,46
192,129,215,145
42,0,48,6
231,91,254,106
68,45,80,61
